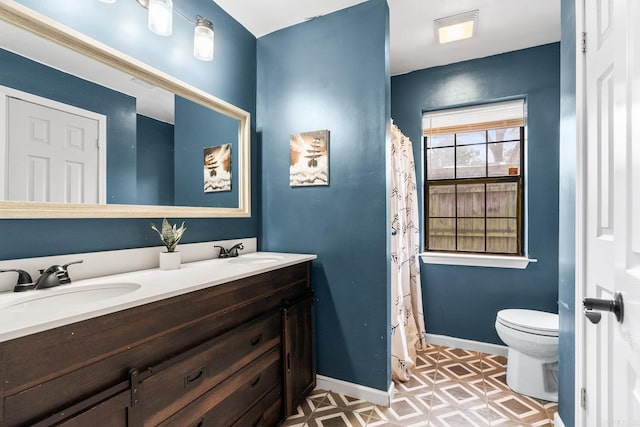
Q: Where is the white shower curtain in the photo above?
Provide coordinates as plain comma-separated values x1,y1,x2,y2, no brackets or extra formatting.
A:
390,120,427,382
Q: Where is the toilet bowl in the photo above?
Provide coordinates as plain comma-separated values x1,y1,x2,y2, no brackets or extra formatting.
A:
495,309,559,402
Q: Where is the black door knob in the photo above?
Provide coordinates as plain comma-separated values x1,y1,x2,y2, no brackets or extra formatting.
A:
583,292,624,324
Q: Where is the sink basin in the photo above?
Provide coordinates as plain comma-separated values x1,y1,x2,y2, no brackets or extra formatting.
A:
228,254,286,265
0,282,141,313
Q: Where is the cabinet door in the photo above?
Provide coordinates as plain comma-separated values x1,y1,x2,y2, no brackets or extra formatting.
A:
55,390,130,427
282,294,315,416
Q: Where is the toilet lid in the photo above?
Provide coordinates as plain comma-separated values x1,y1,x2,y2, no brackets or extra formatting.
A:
497,309,559,337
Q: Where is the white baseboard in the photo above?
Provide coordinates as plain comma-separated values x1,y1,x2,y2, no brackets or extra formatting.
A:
554,412,565,427
315,375,394,407
426,333,508,357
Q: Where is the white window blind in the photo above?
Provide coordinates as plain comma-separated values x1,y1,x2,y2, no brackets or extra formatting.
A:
423,99,525,136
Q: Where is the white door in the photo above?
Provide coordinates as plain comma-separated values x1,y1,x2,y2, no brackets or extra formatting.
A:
7,96,100,203
582,0,640,425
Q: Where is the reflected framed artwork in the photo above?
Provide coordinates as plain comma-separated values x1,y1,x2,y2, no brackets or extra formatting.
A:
204,144,231,192
290,130,329,187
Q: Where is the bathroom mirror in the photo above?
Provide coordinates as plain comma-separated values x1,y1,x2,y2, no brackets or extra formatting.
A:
0,2,250,218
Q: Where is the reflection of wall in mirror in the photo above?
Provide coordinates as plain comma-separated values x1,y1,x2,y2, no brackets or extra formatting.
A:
174,96,238,208
137,115,175,206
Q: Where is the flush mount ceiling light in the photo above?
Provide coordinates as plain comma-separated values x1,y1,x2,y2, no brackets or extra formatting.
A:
434,10,479,44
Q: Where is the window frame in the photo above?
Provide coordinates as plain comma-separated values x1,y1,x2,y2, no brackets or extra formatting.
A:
424,126,525,257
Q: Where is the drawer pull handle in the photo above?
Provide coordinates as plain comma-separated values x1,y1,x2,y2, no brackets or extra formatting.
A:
250,333,263,346
185,366,206,388
252,415,264,426
250,374,262,387
189,417,205,427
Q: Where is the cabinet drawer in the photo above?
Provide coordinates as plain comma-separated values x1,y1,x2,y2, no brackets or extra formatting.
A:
156,348,281,427
141,312,281,425
231,385,282,427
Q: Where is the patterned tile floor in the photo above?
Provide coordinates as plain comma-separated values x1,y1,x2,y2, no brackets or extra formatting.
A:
280,344,557,427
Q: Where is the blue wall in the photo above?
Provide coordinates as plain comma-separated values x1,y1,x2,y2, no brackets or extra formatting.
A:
558,0,576,423
392,44,560,344
0,48,138,204
136,115,174,206
257,0,391,391
1,0,258,260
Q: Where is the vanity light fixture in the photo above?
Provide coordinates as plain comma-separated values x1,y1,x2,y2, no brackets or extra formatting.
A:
434,10,479,44
103,0,215,61
193,16,214,61
147,0,173,36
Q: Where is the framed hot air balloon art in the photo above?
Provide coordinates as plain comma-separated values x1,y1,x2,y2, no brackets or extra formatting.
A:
289,130,329,187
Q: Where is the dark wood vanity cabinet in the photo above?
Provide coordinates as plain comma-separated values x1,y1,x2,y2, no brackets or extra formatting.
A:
0,261,315,427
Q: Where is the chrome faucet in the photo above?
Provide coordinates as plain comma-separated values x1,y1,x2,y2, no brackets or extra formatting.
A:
33,260,83,290
227,243,244,257
214,243,244,258
0,269,34,292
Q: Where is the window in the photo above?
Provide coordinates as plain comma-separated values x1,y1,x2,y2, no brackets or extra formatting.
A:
424,100,525,256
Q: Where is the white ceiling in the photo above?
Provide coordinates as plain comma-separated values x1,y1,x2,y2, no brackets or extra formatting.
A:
214,0,561,76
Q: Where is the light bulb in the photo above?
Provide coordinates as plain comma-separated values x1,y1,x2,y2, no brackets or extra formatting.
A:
148,0,173,36
194,17,214,61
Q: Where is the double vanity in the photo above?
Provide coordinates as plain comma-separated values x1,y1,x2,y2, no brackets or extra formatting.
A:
0,252,316,426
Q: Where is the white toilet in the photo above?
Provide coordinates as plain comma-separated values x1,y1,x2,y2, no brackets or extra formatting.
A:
495,309,559,402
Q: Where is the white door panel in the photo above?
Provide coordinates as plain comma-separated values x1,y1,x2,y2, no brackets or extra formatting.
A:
7,97,99,203
582,0,640,424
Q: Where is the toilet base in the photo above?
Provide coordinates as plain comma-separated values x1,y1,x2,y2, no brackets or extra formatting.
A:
505,348,558,402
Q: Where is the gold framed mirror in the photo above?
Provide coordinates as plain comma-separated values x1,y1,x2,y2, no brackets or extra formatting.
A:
0,1,250,218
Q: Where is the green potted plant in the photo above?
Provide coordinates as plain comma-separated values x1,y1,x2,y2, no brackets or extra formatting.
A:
151,218,187,270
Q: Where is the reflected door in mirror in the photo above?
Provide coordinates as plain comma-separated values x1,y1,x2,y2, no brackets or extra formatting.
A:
5,96,102,203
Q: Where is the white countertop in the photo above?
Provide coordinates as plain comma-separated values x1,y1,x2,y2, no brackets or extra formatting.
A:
0,252,316,343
